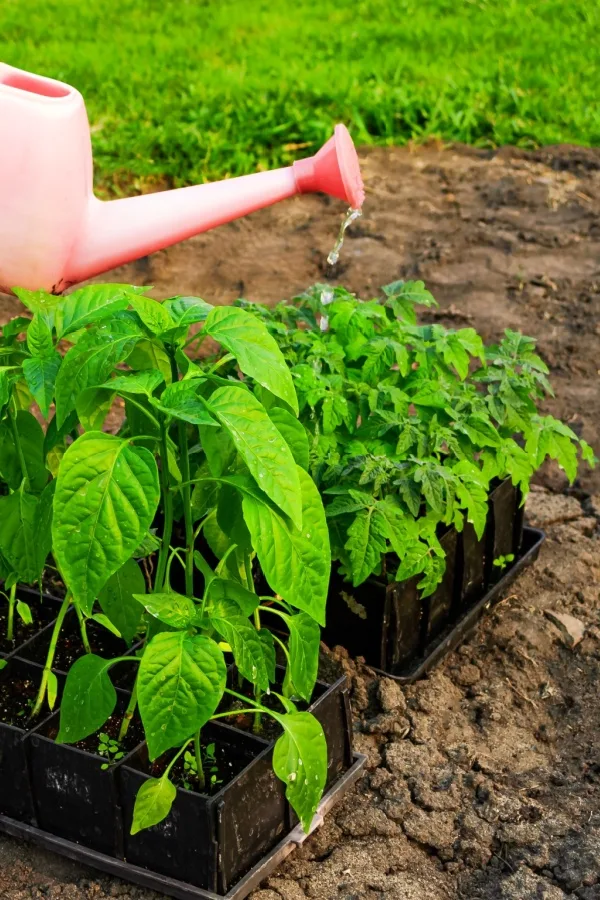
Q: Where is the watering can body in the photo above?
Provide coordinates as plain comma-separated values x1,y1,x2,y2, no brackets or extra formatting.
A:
0,63,364,294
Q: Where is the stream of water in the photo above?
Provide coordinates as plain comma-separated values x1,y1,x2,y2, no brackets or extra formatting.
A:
327,207,362,266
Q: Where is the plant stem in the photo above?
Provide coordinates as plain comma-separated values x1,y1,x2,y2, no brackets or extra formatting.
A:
246,556,263,734
75,604,91,653
118,683,138,742
6,583,17,641
194,730,205,790
178,421,195,596
155,417,174,591
31,593,71,717
9,402,29,490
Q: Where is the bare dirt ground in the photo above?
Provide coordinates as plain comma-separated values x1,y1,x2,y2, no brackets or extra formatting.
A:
0,144,599,899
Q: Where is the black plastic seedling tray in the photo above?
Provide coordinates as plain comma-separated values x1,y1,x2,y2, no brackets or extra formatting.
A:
374,526,544,683
0,753,366,900
323,480,543,683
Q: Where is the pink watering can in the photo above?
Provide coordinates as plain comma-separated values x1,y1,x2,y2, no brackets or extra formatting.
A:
0,63,365,295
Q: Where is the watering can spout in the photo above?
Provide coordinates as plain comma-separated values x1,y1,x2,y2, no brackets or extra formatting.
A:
68,124,365,286
0,62,365,293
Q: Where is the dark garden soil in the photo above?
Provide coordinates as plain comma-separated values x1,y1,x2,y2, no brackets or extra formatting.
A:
0,144,599,899
0,596,61,657
19,614,129,673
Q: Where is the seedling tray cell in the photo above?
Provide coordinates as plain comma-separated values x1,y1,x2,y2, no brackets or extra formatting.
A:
0,752,366,900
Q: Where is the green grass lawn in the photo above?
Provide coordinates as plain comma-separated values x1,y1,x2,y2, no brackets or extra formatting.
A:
1,0,598,192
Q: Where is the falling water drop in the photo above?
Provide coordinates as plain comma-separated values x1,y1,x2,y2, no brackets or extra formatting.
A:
327,207,362,266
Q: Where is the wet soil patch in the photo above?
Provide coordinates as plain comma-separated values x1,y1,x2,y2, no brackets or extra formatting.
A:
0,669,41,728
0,596,60,656
19,614,129,673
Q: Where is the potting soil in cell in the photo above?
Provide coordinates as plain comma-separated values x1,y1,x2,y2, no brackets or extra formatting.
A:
141,738,258,797
0,599,59,656
0,671,39,727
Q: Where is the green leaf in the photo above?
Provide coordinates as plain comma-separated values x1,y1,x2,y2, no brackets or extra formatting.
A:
0,489,40,582
163,296,213,328
100,370,165,397
34,479,56,575
55,284,142,337
209,614,272,691
56,654,117,743
52,432,160,614
207,385,302,527
138,632,226,760
283,612,320,702
98,558,145,643
204,306,298,413
128,338,172,384
47,671,59,710
130,775,177,835
383,280,437,323
242,467,330,625
13,288,62,323
90,613,122,638
272,712,327,832
453,461,489,539
0,410,48,493
27,314,54,357
344,507,388,586
54,326,138,427
22,352,62,417
134,530,161,558
75,387,115,432
152,381,218,427
206,577,260,617
395,541,433,582
133,591,197,629
128,294,173,335
457,414,501,449
199,425,237,477
16,600,33,626
267,407,310,471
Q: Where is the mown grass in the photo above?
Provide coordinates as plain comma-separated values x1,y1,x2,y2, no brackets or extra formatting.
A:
1,0,598,192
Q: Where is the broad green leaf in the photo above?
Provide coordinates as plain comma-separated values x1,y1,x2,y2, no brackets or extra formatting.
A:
2,317,31,342
457,414,501,449
100,370,165,397
26,314,53,357
13,287,61,323
130,775,177,835
0,489,40,582
395,540,434,582
98,558,146,643
207,385,301,527
56,654,117,743
283,612,320,702
55,284,143,337
199,424,237,477
128,294,173,335
75,387,115,432
242,467,330,625
344,507,388,586
268,407,310,471
383,280,437,323
138,632,226,760
0,411,48,493
128,338,172,384
209,614,272,691
52,433,160,614
54,326,138,427
0,366,18,409
22,352,62,417
163,296,213,328
152,381,218,426
134,529,161,558
204,306,298,413
272,712,327,832
133,591,197,629
206,576,260,617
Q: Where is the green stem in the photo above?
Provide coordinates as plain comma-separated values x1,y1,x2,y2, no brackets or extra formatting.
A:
9,402,29,490
208,353,234,375
194,730,205,791
75,604,91,654
155,417,174,591
7,583,17,641
31,593,71,717
178,420,195,596
118,683,138,742
211,708,259,720
123,395,161,431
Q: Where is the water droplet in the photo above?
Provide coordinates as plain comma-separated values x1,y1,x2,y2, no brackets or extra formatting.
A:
327,207,362,266
305,533,311,539
298,759,303,766
289,772,297,782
